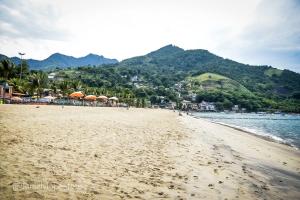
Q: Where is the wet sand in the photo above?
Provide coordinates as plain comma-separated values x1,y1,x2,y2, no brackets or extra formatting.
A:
0,105,299,199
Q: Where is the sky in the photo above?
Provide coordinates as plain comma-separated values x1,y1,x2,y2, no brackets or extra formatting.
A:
0,0,299,72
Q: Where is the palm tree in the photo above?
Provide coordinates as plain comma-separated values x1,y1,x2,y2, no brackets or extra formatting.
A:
0,59,15,80
50,83,58,94
58,81,70,97
7,78,28,94
70,80,82,91
29,72,48,98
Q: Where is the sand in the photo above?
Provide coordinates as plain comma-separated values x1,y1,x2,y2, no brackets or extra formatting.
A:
0,105,299,199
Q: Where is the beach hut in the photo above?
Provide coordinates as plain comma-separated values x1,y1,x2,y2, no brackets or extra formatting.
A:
69,91,84,99
84,95,97,101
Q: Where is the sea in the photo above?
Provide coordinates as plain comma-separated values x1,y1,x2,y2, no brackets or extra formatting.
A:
192,112,300,149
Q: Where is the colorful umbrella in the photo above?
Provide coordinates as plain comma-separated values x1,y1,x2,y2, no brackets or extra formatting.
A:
69,91,84,99
84,95,97,101
97,95,108,102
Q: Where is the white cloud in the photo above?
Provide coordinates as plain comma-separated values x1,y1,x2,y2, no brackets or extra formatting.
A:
0,0,299,72
213,0,300,72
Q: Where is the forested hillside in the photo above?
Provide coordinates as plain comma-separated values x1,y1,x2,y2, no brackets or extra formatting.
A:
1,45,300,112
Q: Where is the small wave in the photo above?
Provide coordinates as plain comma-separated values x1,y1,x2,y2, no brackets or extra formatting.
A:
212,121,297,149
192,115,298,149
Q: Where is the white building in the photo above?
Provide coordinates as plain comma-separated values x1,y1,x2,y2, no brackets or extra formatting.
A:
131,75,138,82
48,72,56,80
199,101,216,111
232,105,239,112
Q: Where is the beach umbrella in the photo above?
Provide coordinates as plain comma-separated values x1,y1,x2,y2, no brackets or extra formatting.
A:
97,95,108,99
97,95,108,102
11,96,22,102
69,91,84,99
109,97,119,101
84,95,97,101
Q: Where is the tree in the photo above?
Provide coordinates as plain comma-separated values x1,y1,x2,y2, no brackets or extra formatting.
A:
136,98,141,107
141,98,146,108
29,72,48,98
70,80,82,91
15,60,29,78
150,95,157,105
8,78,29,94
0,59,15,80
58,81,70,97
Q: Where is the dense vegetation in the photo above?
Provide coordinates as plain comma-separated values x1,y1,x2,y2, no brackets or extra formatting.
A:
1,44,300,112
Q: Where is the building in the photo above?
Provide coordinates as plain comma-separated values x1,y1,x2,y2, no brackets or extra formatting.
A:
232,105,239,112
199,101,216,111
48,72,56,80
0,83,13,99
48,73,64,81
191,93,197,102
131,75,138,82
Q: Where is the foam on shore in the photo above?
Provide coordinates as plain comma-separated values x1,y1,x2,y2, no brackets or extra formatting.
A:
192,115,298,149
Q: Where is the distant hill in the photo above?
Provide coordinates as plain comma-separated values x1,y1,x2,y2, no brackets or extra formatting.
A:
1,44,299,111
0,53,118,70
118,44,300,98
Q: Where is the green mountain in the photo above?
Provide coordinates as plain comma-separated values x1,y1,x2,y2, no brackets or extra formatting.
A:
118,44,300,98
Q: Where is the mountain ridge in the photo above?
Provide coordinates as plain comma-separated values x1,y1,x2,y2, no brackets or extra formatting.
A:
116,44,300,98
0,53,118,70
1,44,299,111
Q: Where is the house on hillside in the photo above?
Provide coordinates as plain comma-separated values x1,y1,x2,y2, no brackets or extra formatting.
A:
131,75,139,82
191,93,197,102
199,101,216,111
232,105,239,112
48,72,56,80
48,72,64,81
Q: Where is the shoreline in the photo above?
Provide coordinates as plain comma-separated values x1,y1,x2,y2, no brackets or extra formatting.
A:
192,115,297,149
1,105,299,199
212,121,297,148
179,114,300,198
190,112,299,149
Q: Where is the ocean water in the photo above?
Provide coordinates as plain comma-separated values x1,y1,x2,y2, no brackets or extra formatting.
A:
192,112,300,149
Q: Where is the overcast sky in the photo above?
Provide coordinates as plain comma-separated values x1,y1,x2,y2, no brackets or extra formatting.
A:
0,0,299,72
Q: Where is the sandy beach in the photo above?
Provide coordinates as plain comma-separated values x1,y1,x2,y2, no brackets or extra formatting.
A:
0,105,299,199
